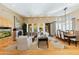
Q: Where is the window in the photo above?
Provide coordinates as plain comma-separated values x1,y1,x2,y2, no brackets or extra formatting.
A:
56,16,73,32
28,24,32,32
34,24,37,32
39,23,43,32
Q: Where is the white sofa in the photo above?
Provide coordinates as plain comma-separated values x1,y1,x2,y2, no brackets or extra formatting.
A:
16,36,32,50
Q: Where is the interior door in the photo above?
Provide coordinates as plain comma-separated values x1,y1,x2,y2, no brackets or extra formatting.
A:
45,23,51,35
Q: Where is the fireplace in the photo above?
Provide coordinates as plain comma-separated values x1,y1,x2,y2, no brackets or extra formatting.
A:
0,27,11,39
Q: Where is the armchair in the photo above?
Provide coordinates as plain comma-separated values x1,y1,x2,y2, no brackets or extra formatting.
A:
16,36,32,50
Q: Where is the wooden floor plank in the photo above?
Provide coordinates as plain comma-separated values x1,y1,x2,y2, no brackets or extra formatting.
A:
0,37,79,55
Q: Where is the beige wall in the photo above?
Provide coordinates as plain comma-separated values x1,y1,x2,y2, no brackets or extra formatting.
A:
70,9,79,19
24,17,56,24
23,17,56,34
0,4,24,28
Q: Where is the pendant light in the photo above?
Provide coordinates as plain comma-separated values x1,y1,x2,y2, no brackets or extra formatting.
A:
64,7,67,31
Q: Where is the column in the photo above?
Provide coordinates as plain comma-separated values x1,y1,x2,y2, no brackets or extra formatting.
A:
37,24,40,32
32,24,34,32
43,23,45,33
27,24,28,32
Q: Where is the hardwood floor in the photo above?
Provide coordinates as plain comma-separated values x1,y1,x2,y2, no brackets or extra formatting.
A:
0,37,79,55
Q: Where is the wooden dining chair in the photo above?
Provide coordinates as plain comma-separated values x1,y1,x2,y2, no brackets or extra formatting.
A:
64,32,69,41
57,30,61,39
70,31,79,47
60,31,64,40
60,31,69,42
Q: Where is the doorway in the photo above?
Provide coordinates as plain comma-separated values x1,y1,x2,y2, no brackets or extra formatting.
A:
45,23,51,35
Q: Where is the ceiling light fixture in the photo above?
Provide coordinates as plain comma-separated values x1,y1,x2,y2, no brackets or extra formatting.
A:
64,7,67,31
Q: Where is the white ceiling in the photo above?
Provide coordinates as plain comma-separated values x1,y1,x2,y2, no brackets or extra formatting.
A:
2,3,79,17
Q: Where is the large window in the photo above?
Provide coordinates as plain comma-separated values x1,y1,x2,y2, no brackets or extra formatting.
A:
34,24,37,32
56,16,73,32
27,23,44,32
28,24,32,32
39,24,43,32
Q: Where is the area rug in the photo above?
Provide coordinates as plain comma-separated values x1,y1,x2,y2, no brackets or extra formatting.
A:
51,38,65,49
28,40,48,50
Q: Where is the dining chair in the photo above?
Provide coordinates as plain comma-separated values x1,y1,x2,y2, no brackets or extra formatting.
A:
60,31,64,40
64,32,69,41
57,30,61,39
56,30,58,37
70,31,79,47
60,31,69,42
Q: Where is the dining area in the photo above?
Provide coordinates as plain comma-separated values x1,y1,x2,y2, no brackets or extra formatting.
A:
56,30,79,47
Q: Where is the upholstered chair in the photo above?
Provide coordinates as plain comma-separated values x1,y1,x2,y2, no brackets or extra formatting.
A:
57,30,61,38
16,36,32,50
70,31,79,47
60,31,64,40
